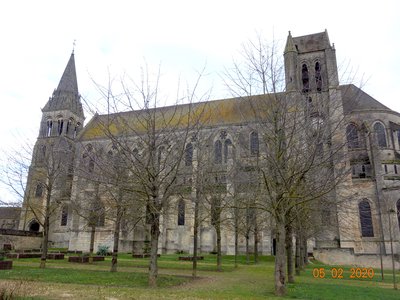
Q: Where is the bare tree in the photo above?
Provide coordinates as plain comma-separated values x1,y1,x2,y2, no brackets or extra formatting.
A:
82,65,207,286
223,33,350,296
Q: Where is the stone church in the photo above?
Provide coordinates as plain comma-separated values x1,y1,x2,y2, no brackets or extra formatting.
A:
18,30,400,267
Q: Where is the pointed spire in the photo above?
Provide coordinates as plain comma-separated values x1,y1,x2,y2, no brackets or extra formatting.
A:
42,52,84,118
56,52,79,94
284,31,297,54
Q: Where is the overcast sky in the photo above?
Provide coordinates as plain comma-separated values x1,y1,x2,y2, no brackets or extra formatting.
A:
0,0,399,202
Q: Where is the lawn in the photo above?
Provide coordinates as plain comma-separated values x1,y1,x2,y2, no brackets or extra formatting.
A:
0,254,398,299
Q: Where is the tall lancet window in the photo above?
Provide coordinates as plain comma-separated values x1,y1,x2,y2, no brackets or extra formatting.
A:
224,139,232,163
46,120,53,137
250,131,259,155
66,119,73,135
214,140,222,164
177,199,185,226
346,124,359,149
373,122,387,148
185,143,193,166
359,200,374,237
302,64,310,93
315,62,322,92
57,119,64,135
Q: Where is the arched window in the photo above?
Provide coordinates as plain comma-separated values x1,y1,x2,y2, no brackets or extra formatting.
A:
28,220,40,232
60,205,68,226
302,64,310,93
224,139,232,163
397,199,400,231
250,131,259,155
214,140,222,164
57,119,64,135
66,119,73,135
178,199,185,226
185,143,193,166
359,200,374,237
46,120,53,137
315,62,322,92
35,183,43,197
346,124,360,149
374,122,387,148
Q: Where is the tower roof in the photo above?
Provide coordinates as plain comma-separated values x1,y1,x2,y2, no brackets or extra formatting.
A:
292,30,332,53
57,52,79,94
42,52,84,118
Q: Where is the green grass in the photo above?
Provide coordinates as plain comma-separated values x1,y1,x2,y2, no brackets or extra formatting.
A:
0,254,399,299
0,265,186,288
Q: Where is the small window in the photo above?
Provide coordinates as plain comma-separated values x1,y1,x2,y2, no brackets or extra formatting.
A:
178,199,185,226
302,64,310,93
61,206,68,226
185,143,193,166
250,132,259,155
374,122,387,148
214,140,222,164
359,200,374,237
395,165,398,174
384,164,388,174
35,184,43,197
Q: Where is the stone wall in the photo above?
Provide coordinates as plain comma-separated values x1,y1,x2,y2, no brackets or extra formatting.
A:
0,229,42,250
314,247,400,269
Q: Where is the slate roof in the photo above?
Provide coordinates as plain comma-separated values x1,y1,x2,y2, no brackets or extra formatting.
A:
0,207,20,219
42,53,84,118
340,84,393,114
292,30,332,53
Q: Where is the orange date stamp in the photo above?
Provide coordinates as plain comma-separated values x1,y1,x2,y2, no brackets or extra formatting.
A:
312,267,375,279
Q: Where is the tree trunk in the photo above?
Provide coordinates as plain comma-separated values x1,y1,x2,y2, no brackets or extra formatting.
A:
40,193,51,269
192,189,200,278
274,220,287,296
111,206,122,272
295,232,301,276
254,221,259,264
245,233,250,264
299,232,305,271
148,211,160,287
234,215,239,268
216,222,222,272
89,225,96,264
40,214,50,269
302,236,308,266
286,223,294,283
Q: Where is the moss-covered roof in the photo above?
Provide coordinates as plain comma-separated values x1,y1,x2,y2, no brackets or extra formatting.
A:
79,94,277,140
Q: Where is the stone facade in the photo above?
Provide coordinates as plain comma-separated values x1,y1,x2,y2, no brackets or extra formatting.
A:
18,31,400,266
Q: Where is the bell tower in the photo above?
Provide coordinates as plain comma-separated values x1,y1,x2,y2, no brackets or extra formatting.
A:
284,30,339,94
19,52,84,242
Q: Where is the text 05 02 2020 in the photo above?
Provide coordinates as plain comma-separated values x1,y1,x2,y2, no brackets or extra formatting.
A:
312,267,375,279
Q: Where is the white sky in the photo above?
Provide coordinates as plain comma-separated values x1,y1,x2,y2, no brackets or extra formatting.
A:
0,0,399,202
